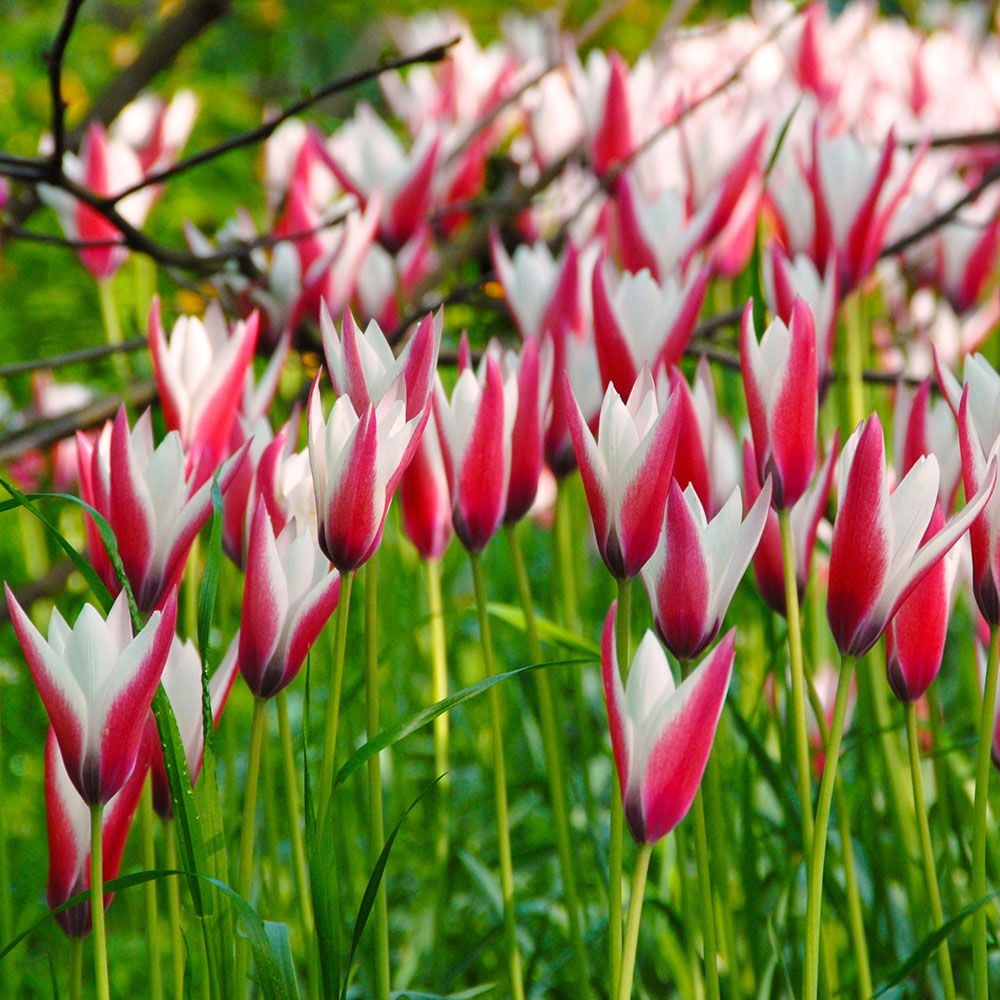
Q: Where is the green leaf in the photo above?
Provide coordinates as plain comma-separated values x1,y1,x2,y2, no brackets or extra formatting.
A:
334,657,592,789
263,922,301,1000
872,891,1000,996
486,602,600,655
340,777,443,1000
390,988,494,999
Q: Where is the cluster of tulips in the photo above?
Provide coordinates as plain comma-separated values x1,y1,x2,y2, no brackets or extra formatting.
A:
1,1,1000,998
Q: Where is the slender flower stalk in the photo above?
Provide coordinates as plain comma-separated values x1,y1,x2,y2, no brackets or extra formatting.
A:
904,702,956,1000
617,842,653,1000
164,822,185,1000
276,691,313,940
69,937,83,1000
89,804,111,1000
973,625,999,999
139,782,164,1000
235,697,268,987
803,653,854,1000
779,508,815,852
469,552,525,1000
505,524,590,997
364,556,391,1000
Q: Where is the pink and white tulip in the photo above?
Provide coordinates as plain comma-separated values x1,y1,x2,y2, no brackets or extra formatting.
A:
5,587,176,805
643,480,771,661
828,413,995,657
602,604,734,844
398,407,452,561
740,299,818,509
565,369,681,578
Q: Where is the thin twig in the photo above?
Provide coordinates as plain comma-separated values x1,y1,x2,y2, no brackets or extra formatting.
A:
44,0,86,174
107,38,460,204
0,338,147,379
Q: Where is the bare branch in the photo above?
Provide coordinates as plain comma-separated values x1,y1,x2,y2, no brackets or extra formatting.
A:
0,561,75,627
44,0,86,173
107,38,460,205
0,339,146,379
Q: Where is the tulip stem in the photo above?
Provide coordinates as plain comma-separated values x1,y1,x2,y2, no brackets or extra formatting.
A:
277,691,314,940
97,277,130,385
0,683,13,999
972,624,999,999
318,570,354,832
803,653,854,1000
164,821,186,999
469,552,525,1000
89,803,111,1000
140,779,164,1000
777,509,815,855
506,523,591,998
555,483,580,631
69,937,83,1000
680,659,721,1000
905,702,957,999
609,576,632,999
235,697,267,990
364,557,391,1000
617,842,653,1000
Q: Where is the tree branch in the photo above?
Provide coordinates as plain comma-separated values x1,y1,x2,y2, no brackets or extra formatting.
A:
43,0,86,174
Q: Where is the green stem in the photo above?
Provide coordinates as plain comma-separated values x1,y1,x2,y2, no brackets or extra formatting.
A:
140,780,164,1000
506,524,590,997
97,276,129,384
164,822,186,1000
555,483,580,631
365,558,391,1000
609,576,633,999
469,552,525,1000
234,697,268,989
804,670,872,996
843,291,866,428
318,571,354,832
778,509,815,855
906,702,957,999
972,625,999,999
277,691,314,939
89,804,111,1000
617,842,654,1000
0,684,12,999
69,936,83,1000
679,659,720,1000
803,653,854,1000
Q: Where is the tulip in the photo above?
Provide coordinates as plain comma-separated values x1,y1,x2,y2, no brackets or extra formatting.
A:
643,480,771,661
740,299,818,509
601,604,734,844
570,50,637,174
308,379,426,571
148,636,240,818
398,407,452,561
566,369,680,578
743,436,839,616
592,259,708,398
110,89,199,175
321,306,439,417
147,298,260,484
828,414,995,658
893,379,961,512
239,504,341,699
885,505,954,702
45,728,148,938
5,587,176,805
77,407,249,612
434,348,516,553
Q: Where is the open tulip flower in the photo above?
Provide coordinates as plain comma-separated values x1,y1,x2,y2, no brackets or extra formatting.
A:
77,407,249,613
45,728,149,938
740,298,818,509
567,368,681,578
148,635,240,818
828,413,996,658
148,297,260,484
239,504,341,699
642,479,771,661
5,587,177,805
308,376,427,571
601,603,735,844
434,345,516,553
321,305,440,417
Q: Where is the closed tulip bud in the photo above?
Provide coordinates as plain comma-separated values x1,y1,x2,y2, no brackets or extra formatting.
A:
6,587,176,805
398,407,452,561
602,604,734,844
740,299,818,509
